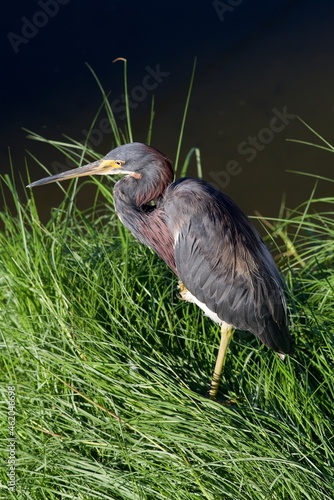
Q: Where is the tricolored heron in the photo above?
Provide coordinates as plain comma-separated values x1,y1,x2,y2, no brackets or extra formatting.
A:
27,142,292,398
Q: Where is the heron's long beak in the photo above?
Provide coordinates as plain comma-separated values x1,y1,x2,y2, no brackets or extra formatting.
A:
26,159,125,188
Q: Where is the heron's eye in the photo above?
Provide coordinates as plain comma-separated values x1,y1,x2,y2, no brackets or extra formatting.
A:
115,161,123,167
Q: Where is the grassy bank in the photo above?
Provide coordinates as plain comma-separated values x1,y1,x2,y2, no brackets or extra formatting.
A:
1,153,334,499
1,67,334,497
0,161,334,500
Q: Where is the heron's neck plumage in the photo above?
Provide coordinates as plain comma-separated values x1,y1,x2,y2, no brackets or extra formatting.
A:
113,173,166,209
113,174,176,273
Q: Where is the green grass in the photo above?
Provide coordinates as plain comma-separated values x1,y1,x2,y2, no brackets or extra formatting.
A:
1,67,334,498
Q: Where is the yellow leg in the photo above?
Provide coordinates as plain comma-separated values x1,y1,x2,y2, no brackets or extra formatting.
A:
209,323,233,399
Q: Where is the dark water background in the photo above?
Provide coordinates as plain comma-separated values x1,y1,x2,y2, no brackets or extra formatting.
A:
1,0,334,220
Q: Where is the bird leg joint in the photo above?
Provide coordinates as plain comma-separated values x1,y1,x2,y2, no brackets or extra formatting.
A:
178,281,189,300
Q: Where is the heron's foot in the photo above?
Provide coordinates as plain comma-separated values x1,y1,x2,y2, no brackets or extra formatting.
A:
208,373,221,400
177,280,188,300
204,391,243,406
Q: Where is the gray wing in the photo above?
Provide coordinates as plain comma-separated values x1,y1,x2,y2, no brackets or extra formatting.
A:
163,178,292,354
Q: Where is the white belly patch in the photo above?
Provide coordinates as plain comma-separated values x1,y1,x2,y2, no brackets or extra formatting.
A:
178,281,223,325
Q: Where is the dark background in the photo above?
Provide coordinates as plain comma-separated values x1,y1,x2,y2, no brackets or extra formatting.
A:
1,0,334,218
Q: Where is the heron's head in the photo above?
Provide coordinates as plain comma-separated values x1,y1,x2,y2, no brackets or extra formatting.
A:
27,143,174,189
